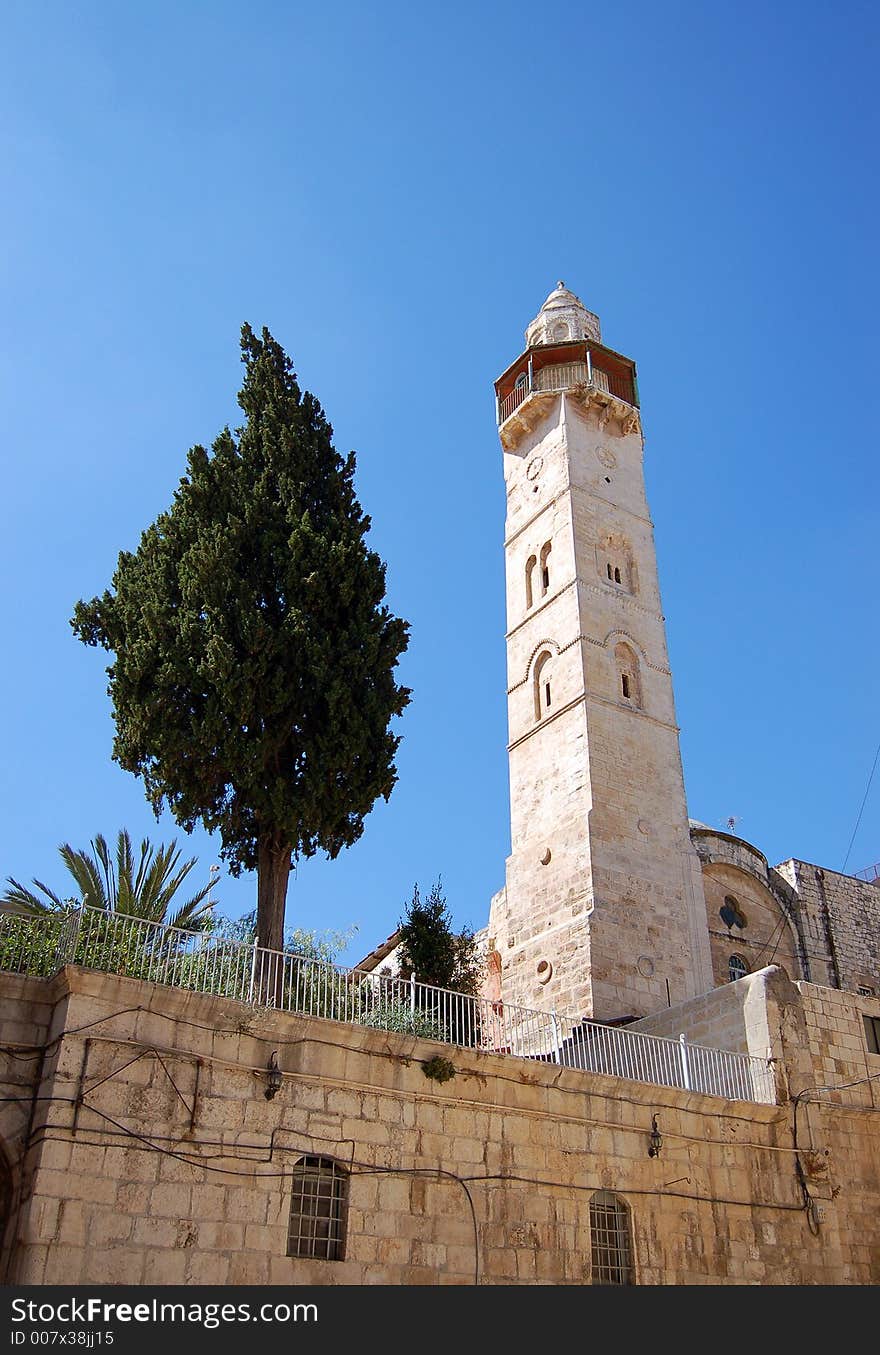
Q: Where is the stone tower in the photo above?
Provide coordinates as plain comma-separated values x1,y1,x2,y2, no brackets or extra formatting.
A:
487,284,713,1021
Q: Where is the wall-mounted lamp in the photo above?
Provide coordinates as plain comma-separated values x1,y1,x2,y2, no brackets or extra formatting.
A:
648,1114,662,1158
264,1051,282,1101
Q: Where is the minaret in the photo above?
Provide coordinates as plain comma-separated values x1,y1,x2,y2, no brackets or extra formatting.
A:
487,284,713,1021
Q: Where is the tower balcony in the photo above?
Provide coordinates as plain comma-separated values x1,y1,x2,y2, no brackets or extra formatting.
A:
496,340,640,448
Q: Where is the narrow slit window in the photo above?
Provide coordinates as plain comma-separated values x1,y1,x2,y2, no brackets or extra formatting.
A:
607,562,613,580
539,541,552,596
534,650,554,721
525,555,537,610
614,567,621,584
614,641,641,709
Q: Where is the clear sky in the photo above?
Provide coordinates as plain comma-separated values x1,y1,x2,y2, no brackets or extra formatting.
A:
1,1,878,964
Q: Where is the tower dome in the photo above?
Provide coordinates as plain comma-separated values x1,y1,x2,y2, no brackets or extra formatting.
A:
525,281,601,348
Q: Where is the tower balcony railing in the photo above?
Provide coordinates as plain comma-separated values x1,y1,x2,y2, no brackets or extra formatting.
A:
497,358,634,426
0,905,776,1104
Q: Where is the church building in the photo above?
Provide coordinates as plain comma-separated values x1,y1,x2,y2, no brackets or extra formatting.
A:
0,287,878,1286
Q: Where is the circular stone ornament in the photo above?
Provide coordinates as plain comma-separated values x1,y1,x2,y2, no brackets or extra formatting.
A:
637,956,655,978
596,446,617,470
526,456,543,481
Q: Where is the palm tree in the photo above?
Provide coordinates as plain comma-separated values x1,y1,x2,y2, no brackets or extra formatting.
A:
2,831,216,932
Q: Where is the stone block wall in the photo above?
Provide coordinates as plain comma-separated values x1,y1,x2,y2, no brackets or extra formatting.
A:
0,964,878,1285
775,861,880,995
796,982,880,1107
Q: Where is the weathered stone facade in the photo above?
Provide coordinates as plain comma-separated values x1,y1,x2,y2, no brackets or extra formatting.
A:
1,963,878,1285
691,825,879,998
772,859,880,994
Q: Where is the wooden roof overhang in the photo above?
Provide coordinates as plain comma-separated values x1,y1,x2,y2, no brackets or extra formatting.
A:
495,339,639,406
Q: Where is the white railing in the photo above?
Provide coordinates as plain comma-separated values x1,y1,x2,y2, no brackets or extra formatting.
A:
534,360,590,393
0,906,776,1104
498,384,529,423
498,362,630,425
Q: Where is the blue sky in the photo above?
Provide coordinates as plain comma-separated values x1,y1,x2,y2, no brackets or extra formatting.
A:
1,1,878,963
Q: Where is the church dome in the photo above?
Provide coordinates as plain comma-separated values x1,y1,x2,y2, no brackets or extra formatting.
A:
525,281,601,348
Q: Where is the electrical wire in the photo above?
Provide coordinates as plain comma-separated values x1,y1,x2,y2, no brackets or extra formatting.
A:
6,1000,880,1279
740,911,789,972
842,736,880,873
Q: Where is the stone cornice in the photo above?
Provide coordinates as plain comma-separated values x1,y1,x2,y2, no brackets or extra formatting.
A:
505,577,665,644
504,483,654,554
577,579,666,627
507,690,680,752
507,691,588,751
505,579,576,641
504,485,571,550
499,386,642,452
584,692,679,734
569,483,654,529
508,630,671,693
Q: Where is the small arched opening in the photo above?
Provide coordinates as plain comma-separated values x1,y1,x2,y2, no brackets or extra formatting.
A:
614,641,641,708
533,649,555,721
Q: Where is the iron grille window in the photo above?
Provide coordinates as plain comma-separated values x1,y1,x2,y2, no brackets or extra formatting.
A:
287,1156,348,1261
864,1015,880,1056
729,954,748,982
589,1191,633,1285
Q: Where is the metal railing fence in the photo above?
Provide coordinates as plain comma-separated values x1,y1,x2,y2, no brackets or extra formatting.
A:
0,906,776,1104
497,360,634,424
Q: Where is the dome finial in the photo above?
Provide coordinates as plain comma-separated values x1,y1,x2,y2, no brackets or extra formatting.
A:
525,282,601,347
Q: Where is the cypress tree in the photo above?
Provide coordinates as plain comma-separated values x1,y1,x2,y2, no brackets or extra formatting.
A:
72,325,410,953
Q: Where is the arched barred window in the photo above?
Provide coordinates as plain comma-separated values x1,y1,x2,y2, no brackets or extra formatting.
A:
728,954,748,983
287,1156,348,1261
590,1191,633,1285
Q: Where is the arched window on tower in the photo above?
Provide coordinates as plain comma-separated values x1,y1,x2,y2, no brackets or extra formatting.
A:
728,954,748,983
533,650,555,721
525,554,537,610
590,1191,633,1285
599,536,634,594
550,321,570,341
540,541,552,595
614,641,641,708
